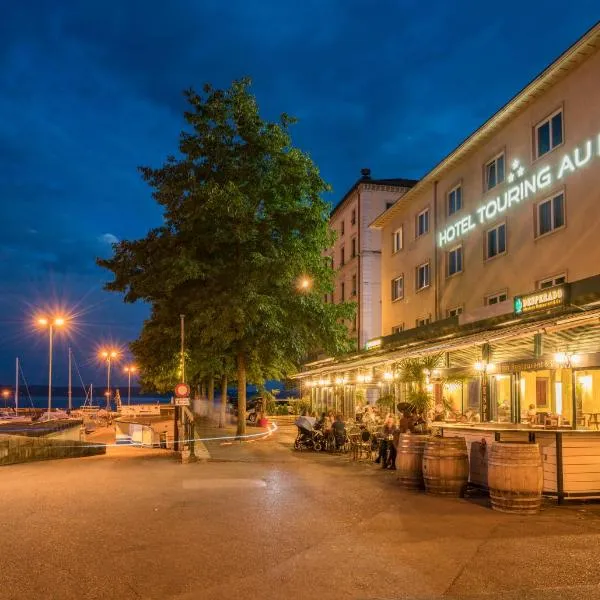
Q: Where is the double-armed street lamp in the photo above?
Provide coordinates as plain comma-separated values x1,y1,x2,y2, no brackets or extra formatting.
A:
99,349,119,408
36,315,67,414
123,365,137,405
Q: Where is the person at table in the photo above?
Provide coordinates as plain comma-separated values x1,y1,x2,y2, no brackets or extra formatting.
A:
332,414,346,449
399,411,414,433
363,405,377,426
527,404,537,425
375,414,395,468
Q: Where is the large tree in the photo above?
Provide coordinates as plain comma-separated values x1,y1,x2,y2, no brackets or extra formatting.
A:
98,78,354,434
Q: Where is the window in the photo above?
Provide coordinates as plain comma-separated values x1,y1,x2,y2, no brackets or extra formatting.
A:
486,223,506,259
535,110,563,159
448,185,462,216
351,209,356,225
386,201,394,210
447,246,463,277
352,315,357,331
392,324,404,334
391,276,404,302
485,153,505,191
416,316,431,327
351,237,357,258
351,274,357,296
392,227,403,253
538,274,566,289
447,306,463,317
341,282,345,301
340,220,345,236
323,294,328,304
537,192,565,237
416,262,430,291
485,291,508,306
416,209,429,237
340,247,345,266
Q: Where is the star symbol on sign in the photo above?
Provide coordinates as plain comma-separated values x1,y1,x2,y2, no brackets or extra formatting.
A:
507,172,515,183
517,166,525,177
511,159,520,170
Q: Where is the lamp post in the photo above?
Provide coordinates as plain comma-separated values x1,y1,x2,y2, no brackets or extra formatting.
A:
100,350,119,409
37,316,66,415
124,365,137,405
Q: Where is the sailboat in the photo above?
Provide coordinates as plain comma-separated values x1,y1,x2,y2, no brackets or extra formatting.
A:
0,358,33,424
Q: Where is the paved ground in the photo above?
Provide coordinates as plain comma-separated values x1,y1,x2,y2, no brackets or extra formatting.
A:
3,423,600,599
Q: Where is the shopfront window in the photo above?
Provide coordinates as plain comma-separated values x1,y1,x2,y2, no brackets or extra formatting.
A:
490,375,511,422
575,370,600,429
519,368,573,427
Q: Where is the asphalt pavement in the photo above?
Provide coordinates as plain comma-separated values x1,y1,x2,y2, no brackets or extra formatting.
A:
2,423,600,599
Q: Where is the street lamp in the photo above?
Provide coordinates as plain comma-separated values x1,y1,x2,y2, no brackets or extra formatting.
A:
36,315,67,415
100,349,119,409
297,276,313,292
123,365,137,405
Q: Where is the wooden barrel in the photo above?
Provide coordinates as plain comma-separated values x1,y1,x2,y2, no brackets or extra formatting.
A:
488,442,543,515
422,436,469,496
396,434,428,489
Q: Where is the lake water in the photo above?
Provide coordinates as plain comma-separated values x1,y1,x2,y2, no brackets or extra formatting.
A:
5,395,170,410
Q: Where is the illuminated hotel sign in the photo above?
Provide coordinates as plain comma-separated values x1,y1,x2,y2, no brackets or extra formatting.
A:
514,285,566,315
438,135,600,247
365,338,382,350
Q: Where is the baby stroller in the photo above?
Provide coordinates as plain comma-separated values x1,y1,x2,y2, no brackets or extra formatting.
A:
294,416,323,451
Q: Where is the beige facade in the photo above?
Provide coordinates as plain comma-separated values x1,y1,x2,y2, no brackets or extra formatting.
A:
328,170,416,348
375,23,600,336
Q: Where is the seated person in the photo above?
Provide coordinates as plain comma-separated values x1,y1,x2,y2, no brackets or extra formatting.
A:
527,404,537,425
332,414,346,449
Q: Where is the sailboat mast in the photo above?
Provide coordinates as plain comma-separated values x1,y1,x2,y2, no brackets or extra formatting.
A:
15,357,19,415
68,347,72,411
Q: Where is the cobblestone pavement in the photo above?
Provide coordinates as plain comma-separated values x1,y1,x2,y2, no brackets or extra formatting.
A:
2,424,600,599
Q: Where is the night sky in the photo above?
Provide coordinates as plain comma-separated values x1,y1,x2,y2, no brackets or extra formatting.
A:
0,1,598,387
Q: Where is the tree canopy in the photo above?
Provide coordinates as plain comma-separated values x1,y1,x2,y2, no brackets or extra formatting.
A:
98,78,355,433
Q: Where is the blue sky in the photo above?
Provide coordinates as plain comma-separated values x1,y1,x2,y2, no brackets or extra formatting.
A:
0,1,598,385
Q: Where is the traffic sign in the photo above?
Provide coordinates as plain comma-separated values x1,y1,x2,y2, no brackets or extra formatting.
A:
175,397,190,406
174,382,190,398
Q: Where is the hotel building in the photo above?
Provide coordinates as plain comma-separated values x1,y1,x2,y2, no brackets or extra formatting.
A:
298,23,600,499
326,169,416,348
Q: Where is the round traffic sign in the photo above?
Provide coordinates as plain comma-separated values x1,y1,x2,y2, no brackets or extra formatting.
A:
174,382,190,398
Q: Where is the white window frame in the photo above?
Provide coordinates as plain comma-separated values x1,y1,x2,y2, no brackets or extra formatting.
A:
392,226,403,254
416,316,431,328
416,261,430,291
416,208,429,238
391,275,404,302
446,245,463,277
485,222,507,261
538,274,566,290
534,108,563,160
485,290,508,306
484,152,505,191
447,184,462,216
536,191,565,238
392,324,404,334
447,306,463,317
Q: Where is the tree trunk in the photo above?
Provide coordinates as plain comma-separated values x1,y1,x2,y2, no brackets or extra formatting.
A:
208,375,215,421
236,353,246,437
219,374,228,428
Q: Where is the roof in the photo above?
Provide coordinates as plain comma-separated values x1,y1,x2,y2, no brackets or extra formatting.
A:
371,20,600,229
330,176,418,219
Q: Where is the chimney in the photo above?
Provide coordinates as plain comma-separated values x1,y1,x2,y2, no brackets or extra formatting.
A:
360,168,371,180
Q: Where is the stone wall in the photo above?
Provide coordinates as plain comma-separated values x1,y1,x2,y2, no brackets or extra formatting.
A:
0,434,106,466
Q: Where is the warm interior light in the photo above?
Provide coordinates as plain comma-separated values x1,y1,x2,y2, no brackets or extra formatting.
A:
474,361,484,372
570,354,581,365
555,382,563,415
554,352,568,365
383,372,393,381
486,363,496,373
579,375,593,391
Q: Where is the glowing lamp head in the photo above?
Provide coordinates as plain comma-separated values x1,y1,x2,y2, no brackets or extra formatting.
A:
474,361,484,372
37,317,49,326
1,390,10,398
54,317,65,327
383,372,393,381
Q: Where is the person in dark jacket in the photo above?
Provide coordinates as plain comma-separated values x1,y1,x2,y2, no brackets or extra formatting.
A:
375,414,395,468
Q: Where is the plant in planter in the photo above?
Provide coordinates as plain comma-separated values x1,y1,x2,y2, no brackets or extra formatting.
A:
376,393,396,414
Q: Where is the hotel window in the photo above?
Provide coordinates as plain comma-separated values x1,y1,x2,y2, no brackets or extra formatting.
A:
392,324,404,334
416,316,431,327
351,208,356,225
448,185,462,216
340,246,345,266
446,246,463,277
536,192,565,237
486,223,506,259
416,262,430,291
392,226,403,253
391,275,404,302
447,306,463,317
351,274,357,296
341,282,345,301
538,274,566,289
535,109,563,159
351,237,357,258
485,291,508,306
340,220,345,236
485,153,505,191
416,208,429,238
386,201,394,210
